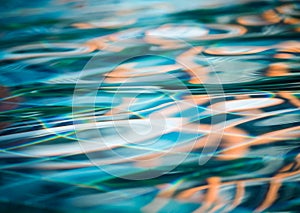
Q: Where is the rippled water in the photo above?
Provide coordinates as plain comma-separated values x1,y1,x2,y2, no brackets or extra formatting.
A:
1,0,300,212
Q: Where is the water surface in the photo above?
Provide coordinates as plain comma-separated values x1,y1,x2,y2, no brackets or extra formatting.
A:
0,0,300,212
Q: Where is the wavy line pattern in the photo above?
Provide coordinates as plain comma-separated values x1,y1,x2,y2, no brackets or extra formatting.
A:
0,0,300,212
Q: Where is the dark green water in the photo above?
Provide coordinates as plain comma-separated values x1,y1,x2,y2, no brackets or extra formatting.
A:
0,0,300,212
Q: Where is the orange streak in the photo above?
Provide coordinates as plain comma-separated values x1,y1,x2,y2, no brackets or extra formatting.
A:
255,179,282,212
232,182,245,208
267,63,289,77
279,91,300,107
193,177,221,213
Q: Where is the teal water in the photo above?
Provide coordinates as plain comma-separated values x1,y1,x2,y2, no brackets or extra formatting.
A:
0,0,300,212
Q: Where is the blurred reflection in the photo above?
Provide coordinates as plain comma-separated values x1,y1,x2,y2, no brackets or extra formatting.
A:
0,0,300,212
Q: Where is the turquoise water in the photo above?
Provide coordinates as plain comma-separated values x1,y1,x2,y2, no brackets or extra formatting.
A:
0,0,300,212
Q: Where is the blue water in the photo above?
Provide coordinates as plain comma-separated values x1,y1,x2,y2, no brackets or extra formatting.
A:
0,0,300,212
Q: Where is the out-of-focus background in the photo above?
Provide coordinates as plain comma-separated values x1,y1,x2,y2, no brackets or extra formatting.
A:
0,0,300,212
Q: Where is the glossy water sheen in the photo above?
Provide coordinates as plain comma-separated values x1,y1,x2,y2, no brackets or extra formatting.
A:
0,0,300,212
